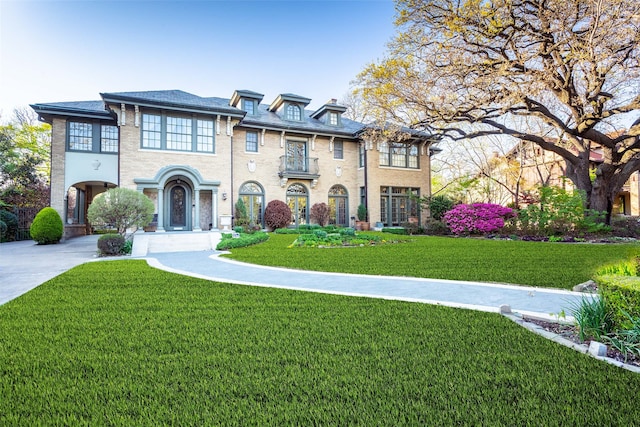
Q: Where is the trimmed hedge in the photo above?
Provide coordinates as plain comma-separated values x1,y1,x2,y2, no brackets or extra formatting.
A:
216,231,269,250
0,210,18,242
596,274,640,329
97,233,125,255
30,207,63,245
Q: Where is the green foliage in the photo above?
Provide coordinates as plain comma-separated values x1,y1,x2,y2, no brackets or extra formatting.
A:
216,231,269,250
97,233,125,255
595,260,638,277
122,239,133,255
382,227,408,235
87,188,154,236
423,218,451,236
310,202,330,226
339,227,356,236
515,186,609,236
290,230,392,248
29,207,63,245
264,200,291,230
357,203,368,221
226,234,638,289
2,260,640,425
0,220,6,239
427,195,455,221
0,210,18,242
234,198,249,227
274,227,301,234
596,275,640,329
570,297,613,341
602,311,640,362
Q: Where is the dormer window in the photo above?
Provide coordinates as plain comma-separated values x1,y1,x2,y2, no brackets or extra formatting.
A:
329,112,339,126
286,104,302,121
242,99,255,115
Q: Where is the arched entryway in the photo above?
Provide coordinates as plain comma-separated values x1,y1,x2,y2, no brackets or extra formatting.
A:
164,178,192,231
328,184,349,226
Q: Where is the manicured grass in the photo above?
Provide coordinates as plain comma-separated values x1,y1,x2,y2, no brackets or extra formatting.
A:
1,260,639,425
224,234,640,289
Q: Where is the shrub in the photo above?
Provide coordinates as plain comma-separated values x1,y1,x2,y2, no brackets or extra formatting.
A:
357,204,368,221
0,219,6,239
596,275,640,329
234,198,249,227
313,229,328,239
29,207,63,245
423,218,450,236
216,231,269,250
264,200,291,230
443,203,514,235
383,227,408,235
0,210,18,242
338,227,356,236
97,233,125,255
570,296,613,342
87,188,154,236
310,202,330,226
428,195,455,221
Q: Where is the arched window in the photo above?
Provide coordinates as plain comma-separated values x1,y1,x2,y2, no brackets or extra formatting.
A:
286,183,308,226
328,185,349,226
239,181,265,227
285,104,302,121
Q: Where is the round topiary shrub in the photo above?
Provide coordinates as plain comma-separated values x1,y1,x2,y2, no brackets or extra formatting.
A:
30,207,64,245
97,233,125,255
264,200,292,230
310,202,330,226
0,210,18,242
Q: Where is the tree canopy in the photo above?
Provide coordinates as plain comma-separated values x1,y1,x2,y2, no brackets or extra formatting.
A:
355,0,640,221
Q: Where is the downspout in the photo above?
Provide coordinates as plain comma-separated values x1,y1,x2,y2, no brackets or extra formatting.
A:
364,142,368,221
230,134,234,226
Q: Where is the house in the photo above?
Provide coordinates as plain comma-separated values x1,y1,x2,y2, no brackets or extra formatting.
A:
31,90,439,238
507,141,640,215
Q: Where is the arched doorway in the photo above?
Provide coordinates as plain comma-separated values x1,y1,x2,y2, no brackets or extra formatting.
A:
239,181,265,227
286,183,308,227
165,178,192,231
328,185,349,226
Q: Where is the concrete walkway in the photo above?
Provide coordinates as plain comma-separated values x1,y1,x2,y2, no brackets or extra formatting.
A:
1,235,591,319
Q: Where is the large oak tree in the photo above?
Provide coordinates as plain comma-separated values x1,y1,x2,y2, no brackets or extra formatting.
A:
355,0,640,222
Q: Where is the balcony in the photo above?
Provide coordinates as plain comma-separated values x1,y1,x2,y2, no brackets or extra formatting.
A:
278,155,320,180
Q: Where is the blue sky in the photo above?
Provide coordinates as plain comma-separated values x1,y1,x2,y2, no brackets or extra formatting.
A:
0,0,396,121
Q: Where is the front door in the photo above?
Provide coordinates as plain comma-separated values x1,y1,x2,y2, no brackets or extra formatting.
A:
166,182,192,231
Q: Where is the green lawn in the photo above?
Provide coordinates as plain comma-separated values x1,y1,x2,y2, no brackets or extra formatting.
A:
1,260,640,425
224,234,640,289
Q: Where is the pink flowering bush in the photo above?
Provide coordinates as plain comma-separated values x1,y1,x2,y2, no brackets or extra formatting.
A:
443,203,515,235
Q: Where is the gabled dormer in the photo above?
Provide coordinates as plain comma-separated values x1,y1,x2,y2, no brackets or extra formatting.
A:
268,93,311,122
230,90,264,116
310,99,347,127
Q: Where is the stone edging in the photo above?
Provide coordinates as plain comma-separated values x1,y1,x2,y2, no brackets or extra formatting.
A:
503,311,640,374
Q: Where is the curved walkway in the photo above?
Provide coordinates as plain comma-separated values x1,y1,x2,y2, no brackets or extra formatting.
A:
1,235,591,320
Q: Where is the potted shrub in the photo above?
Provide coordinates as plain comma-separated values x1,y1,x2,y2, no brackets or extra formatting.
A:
356,203,370,231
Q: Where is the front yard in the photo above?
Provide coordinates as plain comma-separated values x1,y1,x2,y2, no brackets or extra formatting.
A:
1,260,640,425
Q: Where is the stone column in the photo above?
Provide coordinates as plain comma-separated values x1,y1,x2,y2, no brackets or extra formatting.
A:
193,188,202,231
156,188,165,232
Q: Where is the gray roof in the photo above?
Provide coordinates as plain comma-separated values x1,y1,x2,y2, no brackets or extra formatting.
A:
30,100,113,120
30,90,434,142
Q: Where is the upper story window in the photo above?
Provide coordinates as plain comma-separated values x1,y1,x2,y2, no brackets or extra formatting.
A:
359,143,365,167
242,99,255,115
142,114,161,149
379,142,419,169
100,125,118,153
333,140,343,159
285,104,302,121
246,131,258,152
69,122,92,151
68,121,118,153
141,112,215,153
329,112,339,126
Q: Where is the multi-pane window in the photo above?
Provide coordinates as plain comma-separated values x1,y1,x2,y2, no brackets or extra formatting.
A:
242,99,255,115
333,140,343,159
380,186,419,226
379,142,419,169
246,132,258,152
329,112,338,126
142,114,161,148
167,117,192,151
100,125,118,153
142,113,215,152
240,181,264,227
285,104,302,121
359,143,365,167
69,122,93,151
196,119,214,152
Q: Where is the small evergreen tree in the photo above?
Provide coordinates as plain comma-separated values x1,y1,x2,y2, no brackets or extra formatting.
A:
30,207,63,244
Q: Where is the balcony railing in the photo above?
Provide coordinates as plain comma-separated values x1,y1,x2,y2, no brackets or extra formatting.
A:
278,155,320,179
